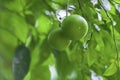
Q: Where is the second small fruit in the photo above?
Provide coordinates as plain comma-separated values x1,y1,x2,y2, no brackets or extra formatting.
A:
48,28,71,51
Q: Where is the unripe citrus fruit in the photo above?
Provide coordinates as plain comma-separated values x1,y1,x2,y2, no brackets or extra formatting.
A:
61,15,88,40
48,28,71,51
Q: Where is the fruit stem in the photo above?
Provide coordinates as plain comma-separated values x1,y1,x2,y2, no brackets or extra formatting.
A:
66,0,69,17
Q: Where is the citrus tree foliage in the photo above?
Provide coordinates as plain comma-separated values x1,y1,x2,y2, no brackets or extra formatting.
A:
0,0,120,80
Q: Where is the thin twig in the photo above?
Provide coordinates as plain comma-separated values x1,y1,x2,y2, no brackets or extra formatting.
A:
66,0,69,16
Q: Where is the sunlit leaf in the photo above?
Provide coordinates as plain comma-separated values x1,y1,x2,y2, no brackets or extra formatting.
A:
0,29,17,80
37,14,52,34
103,62,117,76
0,9,29,42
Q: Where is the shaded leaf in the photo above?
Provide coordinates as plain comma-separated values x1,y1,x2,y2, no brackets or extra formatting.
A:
0,9,29,42
103,62,117,76
31,65,50,80
13,44,31,80
0,0,24,13
38,38,51,64
25,13,36,26
53,50,74,79
69,41,83,64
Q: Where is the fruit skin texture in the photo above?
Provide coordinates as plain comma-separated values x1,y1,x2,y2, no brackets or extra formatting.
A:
61,15,88,40
48,28,71,51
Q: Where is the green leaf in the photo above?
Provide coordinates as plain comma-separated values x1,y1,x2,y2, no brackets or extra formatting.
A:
0,29,17,59
52,0,66,4
31,65,50,80
29,37,51,70
25,12,36,26
69,41,83,64
111,14,120,34
26,0,49,15
100,30,115,57
86,50,97,67
94,30,104,51
53,50,74,79
103,62,117,76
38,38,51,64
6,1,23,12
112,0,120,3
0,0,25,13
0,29,17,80
37,14,52,34
0,9,29,42
82,3,97,22
99,10,111,23
0,55,14,80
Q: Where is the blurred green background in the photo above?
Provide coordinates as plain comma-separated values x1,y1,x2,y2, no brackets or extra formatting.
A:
0,0,120,80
